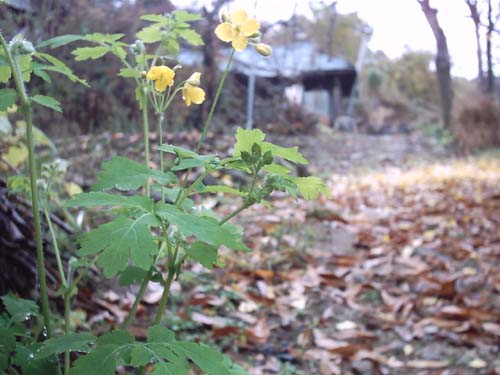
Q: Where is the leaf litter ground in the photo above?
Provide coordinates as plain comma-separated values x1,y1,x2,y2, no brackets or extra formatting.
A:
61,127,500,374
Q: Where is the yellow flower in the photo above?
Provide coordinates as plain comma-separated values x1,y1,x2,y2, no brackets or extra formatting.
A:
183,72,205,107
215,10,260,51
146,65,175,92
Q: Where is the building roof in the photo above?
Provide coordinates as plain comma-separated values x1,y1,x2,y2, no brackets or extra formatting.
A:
229,42,355,79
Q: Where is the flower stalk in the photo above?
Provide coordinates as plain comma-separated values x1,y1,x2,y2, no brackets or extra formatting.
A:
0,31,53,338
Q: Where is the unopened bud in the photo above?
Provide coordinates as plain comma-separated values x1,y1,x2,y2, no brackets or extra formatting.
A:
129,40,145,55
141,70,147,78
255,43,272,57
10,36,35,55
186,72,201,86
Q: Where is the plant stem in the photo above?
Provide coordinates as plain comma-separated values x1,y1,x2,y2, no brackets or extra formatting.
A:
121,269,151,329
153,270,174,325
142,87,151,197
219,204,249,225
195,49,235,153
43,208,67,287
0,32,52,338
157,112,165,202
63,294,71,375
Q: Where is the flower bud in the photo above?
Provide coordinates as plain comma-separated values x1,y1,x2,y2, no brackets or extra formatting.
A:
10,37,35,55
140,70,147,78
187,72,201,86
129,40,145,55
255,43,272,57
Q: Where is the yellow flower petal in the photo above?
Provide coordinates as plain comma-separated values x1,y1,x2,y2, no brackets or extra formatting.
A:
146,66,162,80
231,32,248,51
240,18,260,36
183,85,205,106
147,66,175,92
215,22,234,42
231,10,248,26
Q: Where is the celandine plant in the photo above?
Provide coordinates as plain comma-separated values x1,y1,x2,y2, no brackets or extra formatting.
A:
0,9,329,375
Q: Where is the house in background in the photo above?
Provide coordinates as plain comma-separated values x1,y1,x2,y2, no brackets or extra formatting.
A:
180,41,357,129
227,42,357,129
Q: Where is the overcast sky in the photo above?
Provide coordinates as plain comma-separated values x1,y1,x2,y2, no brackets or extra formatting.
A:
171,0,481,79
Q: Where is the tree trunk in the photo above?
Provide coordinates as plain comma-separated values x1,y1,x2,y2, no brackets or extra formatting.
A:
465,0,485,90
418,0,453,128
486,0,495,94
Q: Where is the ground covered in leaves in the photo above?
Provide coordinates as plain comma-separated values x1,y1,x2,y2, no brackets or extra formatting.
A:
62,128,500,374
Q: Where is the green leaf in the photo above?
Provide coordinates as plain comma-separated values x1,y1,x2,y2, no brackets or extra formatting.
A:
262,163,291,175
177,29,204,46
35,52,88,86
294,176,331,200
1,294,38,323
173,10,202,22
0,54,11,83
16,121,56,150
176,342,232,375
36,333,95,359
66,192,153,211
118,68,140,78
32,63,52,82
85,33,125,44
70,327,249,375
97,329,134,346
158,144,217,169
140,14,169,24
0,327,15,371
155,203,249,251
18,54,32,82
78,215,159,277
119,266,148,286
204,185,246,196
0,88,17,111
137,26,162,43
72,46,110,61
186,242,218,269
14,344,60,375
233,128,265,157
31,95,61,112
233,128,308,165
93,156,177,191
37,34,85,49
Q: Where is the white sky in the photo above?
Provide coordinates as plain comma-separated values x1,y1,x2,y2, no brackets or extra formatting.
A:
171,0,480,79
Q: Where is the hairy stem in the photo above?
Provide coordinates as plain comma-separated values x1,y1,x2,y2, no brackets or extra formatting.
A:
0,32,52,338
43,208,67,287
157,112,165,202
142,87,151,197
196,49,235,152
219,203,249,225
121,269,151,329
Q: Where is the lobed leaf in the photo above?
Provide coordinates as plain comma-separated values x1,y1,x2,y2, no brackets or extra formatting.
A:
1,294,38,323
185,242,218,269
37,34,85,49
78,214,159,278
294,176,331,200
36,333,96,359
92,156,177,191
233,128,308,165
72,46,110,61
31,95,62,112
155,203,249,251
66,192,153,211
0,88,17,111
